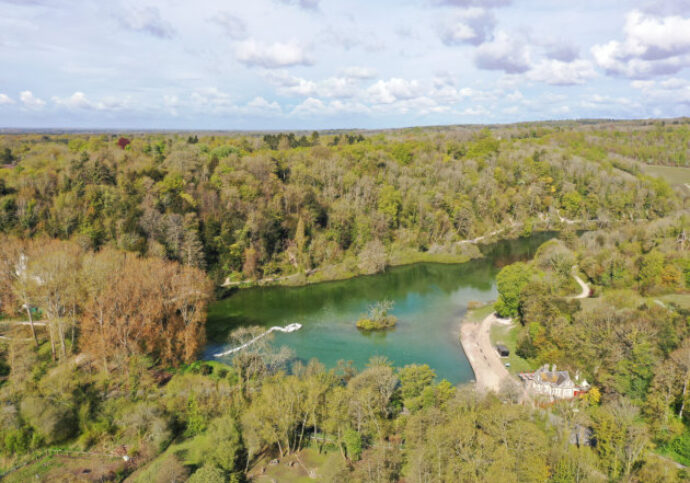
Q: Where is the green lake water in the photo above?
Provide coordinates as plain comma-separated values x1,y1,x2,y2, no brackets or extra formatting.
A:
205,232,556,384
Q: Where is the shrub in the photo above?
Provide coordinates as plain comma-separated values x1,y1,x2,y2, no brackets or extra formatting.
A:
20,396,76,445
188,464,226,483
356,300,397,331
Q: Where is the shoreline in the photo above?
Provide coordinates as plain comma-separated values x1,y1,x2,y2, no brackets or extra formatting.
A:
460,311,515,392
222,252,475,289
221,222,600,290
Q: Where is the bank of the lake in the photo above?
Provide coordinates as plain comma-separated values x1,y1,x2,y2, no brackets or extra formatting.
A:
205,232,558,384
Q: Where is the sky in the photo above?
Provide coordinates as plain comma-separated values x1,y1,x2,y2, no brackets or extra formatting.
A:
0,0,689,130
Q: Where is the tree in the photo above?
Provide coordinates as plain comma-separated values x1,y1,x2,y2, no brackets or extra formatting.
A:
671,340,690,419
205,416,246,475
344,428,363,461
495,262,534,319
117,137,131,149
0,147,14,164
398,364,435,412
187,465,226,483
638,250,664,292
28,240,83,361
20,396,76,444
0,237,38,346
80,248,124,371
378,185,402,227
358,239,387,275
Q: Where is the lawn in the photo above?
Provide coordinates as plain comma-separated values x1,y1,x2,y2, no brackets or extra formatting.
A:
641,165,690,187
490,323,534,375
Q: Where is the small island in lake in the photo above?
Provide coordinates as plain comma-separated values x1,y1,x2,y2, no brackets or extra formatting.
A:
356,300,398,331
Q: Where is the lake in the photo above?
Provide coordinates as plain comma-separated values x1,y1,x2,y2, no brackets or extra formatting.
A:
204,232,556,384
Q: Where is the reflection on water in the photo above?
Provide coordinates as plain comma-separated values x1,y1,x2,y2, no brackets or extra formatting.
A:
205,232,556,384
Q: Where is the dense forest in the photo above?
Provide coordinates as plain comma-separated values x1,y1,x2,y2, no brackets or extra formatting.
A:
0,120,689,481
0,120,685,287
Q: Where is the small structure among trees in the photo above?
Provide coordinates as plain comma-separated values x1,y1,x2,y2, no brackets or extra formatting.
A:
518,364,589,401
496,344,509,357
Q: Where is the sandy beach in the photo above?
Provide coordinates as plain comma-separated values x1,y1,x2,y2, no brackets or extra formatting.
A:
460,312,514,392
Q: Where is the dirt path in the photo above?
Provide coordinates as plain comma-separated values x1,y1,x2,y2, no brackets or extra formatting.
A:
460,313,513,393
571,270,590,299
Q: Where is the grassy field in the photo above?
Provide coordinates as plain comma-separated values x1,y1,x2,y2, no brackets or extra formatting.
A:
463,304,494,324
489,323,534,375
641,165,690,187
247,448,333,482
4,453,127,482
657,293,690,310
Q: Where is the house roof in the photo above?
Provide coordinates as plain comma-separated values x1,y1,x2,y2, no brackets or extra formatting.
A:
520,365,579,389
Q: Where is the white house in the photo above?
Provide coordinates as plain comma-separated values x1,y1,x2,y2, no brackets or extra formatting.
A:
519,364,589,400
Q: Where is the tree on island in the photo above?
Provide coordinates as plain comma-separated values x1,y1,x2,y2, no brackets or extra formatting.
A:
356,300,397,331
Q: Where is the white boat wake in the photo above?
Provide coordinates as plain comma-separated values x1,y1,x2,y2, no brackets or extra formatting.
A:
213,323,302,357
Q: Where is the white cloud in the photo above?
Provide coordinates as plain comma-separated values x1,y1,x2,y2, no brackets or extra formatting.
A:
163,94,179,116
591,10,690,78
631,77,690,104
52,91,129,111
292,97,370,116
433,0,510,7
118,6,175,39
545,43,579,62
246,96,282,113
19,90,45,109
277,0,320,10
210,12,248,40
190,87,233,108
475,31,530,74
236,39,313,68
439,8,495,46
527,59,597,85
580,94,638,109
461,106,489,116
265,71,358,98
644,0,690,17
366,78,423,104
341,66,377,80
0,94,13,105
292,97,326,115
318,27,386,53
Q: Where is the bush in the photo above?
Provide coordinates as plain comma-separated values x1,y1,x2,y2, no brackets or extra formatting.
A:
669,431,690,466
356,316,396,331
356,300,397,331
188,464,227,483
20,396,76,445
